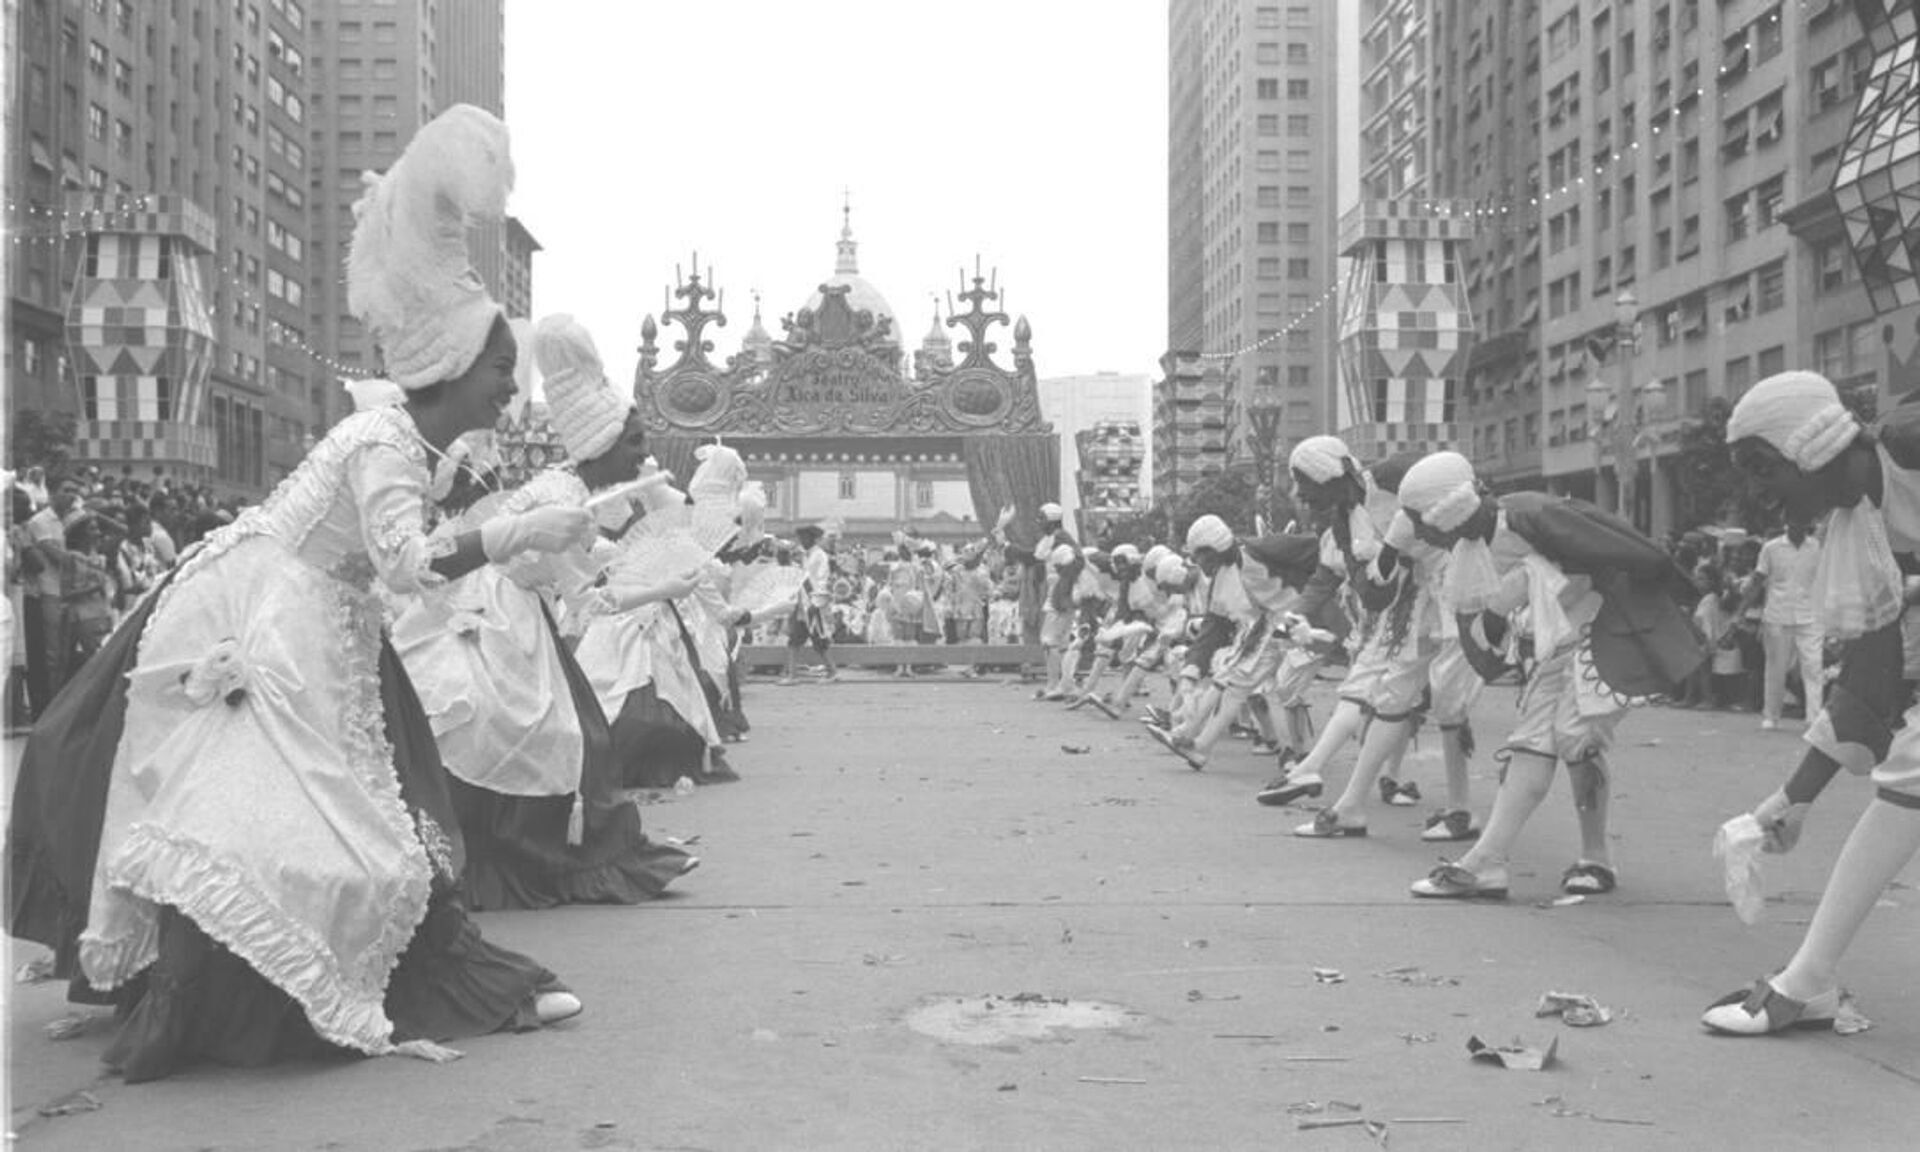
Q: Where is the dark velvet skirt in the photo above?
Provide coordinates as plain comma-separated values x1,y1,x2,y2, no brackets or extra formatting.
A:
6,585,565,1082
607,604,740,789
450,606,694,911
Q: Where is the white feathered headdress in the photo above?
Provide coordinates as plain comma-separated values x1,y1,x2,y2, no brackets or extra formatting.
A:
347,104,513,390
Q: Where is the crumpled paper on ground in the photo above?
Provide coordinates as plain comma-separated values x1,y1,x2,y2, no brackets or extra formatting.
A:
1535,991,1613,1027
1467,1034,1559,1070
1715,813,1768,925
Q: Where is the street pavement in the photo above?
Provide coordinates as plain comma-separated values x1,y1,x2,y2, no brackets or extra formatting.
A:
5,669,1919,1151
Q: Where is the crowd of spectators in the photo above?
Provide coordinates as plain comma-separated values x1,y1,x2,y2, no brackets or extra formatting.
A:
5,464,251,729
1665,523,1830,720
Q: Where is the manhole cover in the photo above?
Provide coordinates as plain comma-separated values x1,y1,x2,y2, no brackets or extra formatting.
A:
905,993,1143,1046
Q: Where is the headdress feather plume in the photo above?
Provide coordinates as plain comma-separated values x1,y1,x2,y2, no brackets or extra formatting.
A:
346,104,513,389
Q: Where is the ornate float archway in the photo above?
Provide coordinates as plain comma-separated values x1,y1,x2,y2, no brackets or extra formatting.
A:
633,260,1059,546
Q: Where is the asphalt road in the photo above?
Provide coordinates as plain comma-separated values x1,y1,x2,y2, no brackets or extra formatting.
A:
5,669,1918,1150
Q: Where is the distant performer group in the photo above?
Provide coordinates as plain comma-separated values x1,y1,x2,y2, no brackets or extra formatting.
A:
7,107,1918,1086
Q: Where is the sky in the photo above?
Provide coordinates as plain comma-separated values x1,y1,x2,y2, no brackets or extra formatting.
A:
505,0,1171,391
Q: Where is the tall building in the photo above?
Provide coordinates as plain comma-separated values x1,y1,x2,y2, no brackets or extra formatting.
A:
1333,0,1475,462
1430,0,1546,492
1038,371,1154,527
1527,0,1905,537
305,0,516,409
499,214,540,319
6,0,317,497
1151,350,1230,507
1161,0,1342,501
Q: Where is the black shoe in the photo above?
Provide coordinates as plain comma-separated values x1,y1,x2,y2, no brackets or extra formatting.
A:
1256,775,1323,807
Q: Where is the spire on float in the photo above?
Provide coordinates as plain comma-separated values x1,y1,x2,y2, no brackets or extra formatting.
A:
835,190,859,276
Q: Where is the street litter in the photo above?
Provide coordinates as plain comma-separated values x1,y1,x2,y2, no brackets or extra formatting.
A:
43,1015,95,1041
36,1091,102,1118
1397,1031,1438,1044
1536,1095,1653,1126
1295,1117,1387,1141
1534,893,1586,908
1312,967,1345,984
1535,991,1614,1027
1287,1100,1362,1116
1077,1076,1146,1085
1467,1035,1559,1071
1060,744,1092,754
1186,989,1242,1002
1374,964,1459,987
1836,995,1872,1036
14,956,54,984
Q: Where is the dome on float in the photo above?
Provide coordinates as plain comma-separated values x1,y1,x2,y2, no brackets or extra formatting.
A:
800,206,897,341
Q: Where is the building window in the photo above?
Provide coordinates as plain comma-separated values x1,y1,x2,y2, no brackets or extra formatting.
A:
915,480,933,509
87,102,106,141
1287,78,1309,99
1257,114,1279,136
1756,260,1786,313
837,472,856,500
1256,42,1280,65
1815,238,1852,294
1257,78,1279,99
1257,222,1279,243
1287,257,1310,279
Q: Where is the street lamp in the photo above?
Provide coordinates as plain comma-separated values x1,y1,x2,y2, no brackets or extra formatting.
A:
1585,290,1669,530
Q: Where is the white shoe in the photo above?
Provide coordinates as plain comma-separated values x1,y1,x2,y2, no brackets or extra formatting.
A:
535,991,583,1025
1761,718,1779,731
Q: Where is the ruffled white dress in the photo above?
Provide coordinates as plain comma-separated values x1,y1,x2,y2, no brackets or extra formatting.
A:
78,406,461,1054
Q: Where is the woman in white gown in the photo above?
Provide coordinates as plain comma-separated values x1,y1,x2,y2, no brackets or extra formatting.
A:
7,106,588,1080
575,470,740,788
390,315,697,910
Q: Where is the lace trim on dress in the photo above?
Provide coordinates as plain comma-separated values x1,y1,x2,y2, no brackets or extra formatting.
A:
413,811,458,881
80,822,424,1054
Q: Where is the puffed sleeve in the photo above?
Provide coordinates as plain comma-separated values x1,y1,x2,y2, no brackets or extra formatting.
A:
346,441,452,595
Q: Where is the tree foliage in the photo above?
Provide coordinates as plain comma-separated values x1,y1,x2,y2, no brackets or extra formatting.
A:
1672,385,1883,534
6,408,77,472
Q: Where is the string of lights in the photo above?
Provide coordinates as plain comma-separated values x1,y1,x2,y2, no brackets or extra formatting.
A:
5,196,370,380
1196,4,1820,359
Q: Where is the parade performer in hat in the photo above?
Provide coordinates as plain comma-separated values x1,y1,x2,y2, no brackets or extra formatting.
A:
1394,450,1704,900
389,313,696,911
7,106,588,1080
782,518,841,685
1091,551,1193,722
1699,371,1920,1035
1253,436,1410,807
1147,515,1330,771
576,464,738,787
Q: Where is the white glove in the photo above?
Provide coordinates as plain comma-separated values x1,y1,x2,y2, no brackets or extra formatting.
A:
596,572,701,614
1281,613,1314,646
480,505,595,562
1752,788,1809,855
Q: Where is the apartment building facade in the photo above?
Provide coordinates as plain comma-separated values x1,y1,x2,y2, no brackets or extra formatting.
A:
7,0,316,496
1158,0,1342,507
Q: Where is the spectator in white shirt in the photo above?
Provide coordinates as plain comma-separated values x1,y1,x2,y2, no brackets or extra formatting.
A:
1756,521,1825,731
